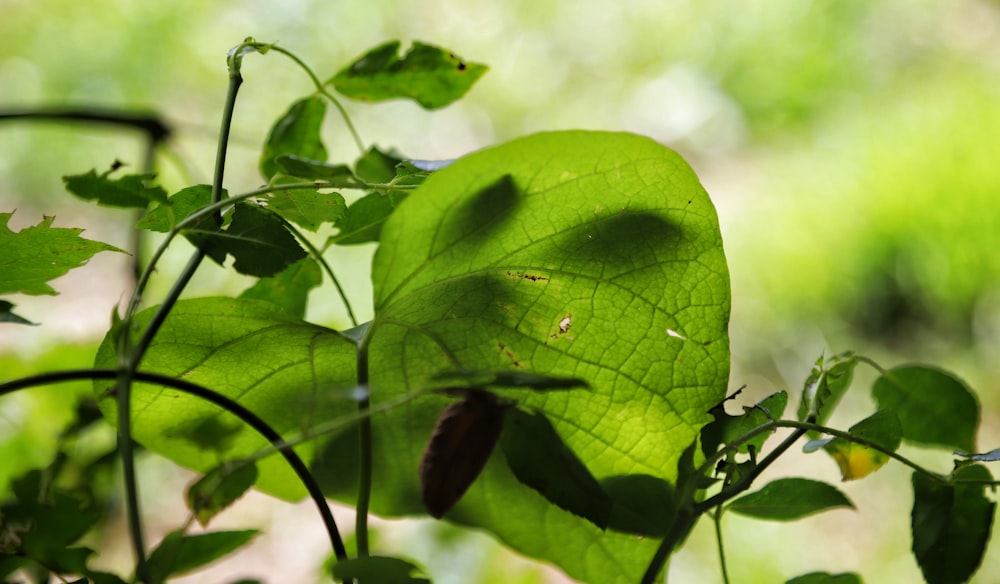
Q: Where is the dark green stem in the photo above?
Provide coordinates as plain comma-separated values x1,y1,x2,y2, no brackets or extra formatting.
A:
355,342,372,557
714,504,730,584
642,421,811,583
114,52,244,584
0,369,347,560
774,420,945,482
640,506,695,584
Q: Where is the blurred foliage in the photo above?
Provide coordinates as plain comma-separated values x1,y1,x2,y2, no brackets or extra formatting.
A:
2,0,1000,582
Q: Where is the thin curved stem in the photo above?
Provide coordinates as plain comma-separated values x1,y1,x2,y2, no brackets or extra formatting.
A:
0,369,347,560
774,420,946,482
714,505,730,584
271,213,358,327
267,45,366,154
114,53,245,583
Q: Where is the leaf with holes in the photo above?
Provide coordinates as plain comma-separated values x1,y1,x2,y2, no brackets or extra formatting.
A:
330,40,488,109
318,130,730,583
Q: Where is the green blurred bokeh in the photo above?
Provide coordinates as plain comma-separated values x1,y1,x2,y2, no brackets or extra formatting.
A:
3,0,1000,582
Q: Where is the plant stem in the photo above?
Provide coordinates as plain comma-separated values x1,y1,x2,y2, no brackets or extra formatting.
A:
113,50,245,584
714,505,730,584
355,339,373,557
640,505,695,584
774,420,946,482
642,422,812,582
268,45,366,154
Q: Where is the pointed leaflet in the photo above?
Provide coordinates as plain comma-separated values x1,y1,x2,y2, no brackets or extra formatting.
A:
346,131,730,583
500,408,612,529
260,96,328,181
93,298,357,500
137,185,219,233
872,365,979,452
147,528,259,584
185,461,258,527
0,300,34,325
727,478,854,521
0,212,124,296
330,40,488,109
63,162,168,209
911,464,995,584
201,203,307,278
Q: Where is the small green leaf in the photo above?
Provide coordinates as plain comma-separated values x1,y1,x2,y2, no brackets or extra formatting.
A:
63,163,168,208
203,203,307,278
873,365,979,452
147,529,259,584
786,573,863,584
798,352,858,425
911,464,995,584
0,212,124,296
600,474,676,536
0,299,35,325
137,185,218,233
266,178,346,232
240,257,322,318
500,408,612,529
260,96,328,181
331,556,430,584
274,155,357,182
330,40,488,109
328,191,408,245
728,478,854,521
185,461,258,527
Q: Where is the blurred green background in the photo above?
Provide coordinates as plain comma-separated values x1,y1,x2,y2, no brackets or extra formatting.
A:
2,0,1000,582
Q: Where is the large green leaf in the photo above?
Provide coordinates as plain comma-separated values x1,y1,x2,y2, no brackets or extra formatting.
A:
350,131,730,583
93,298,357,500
